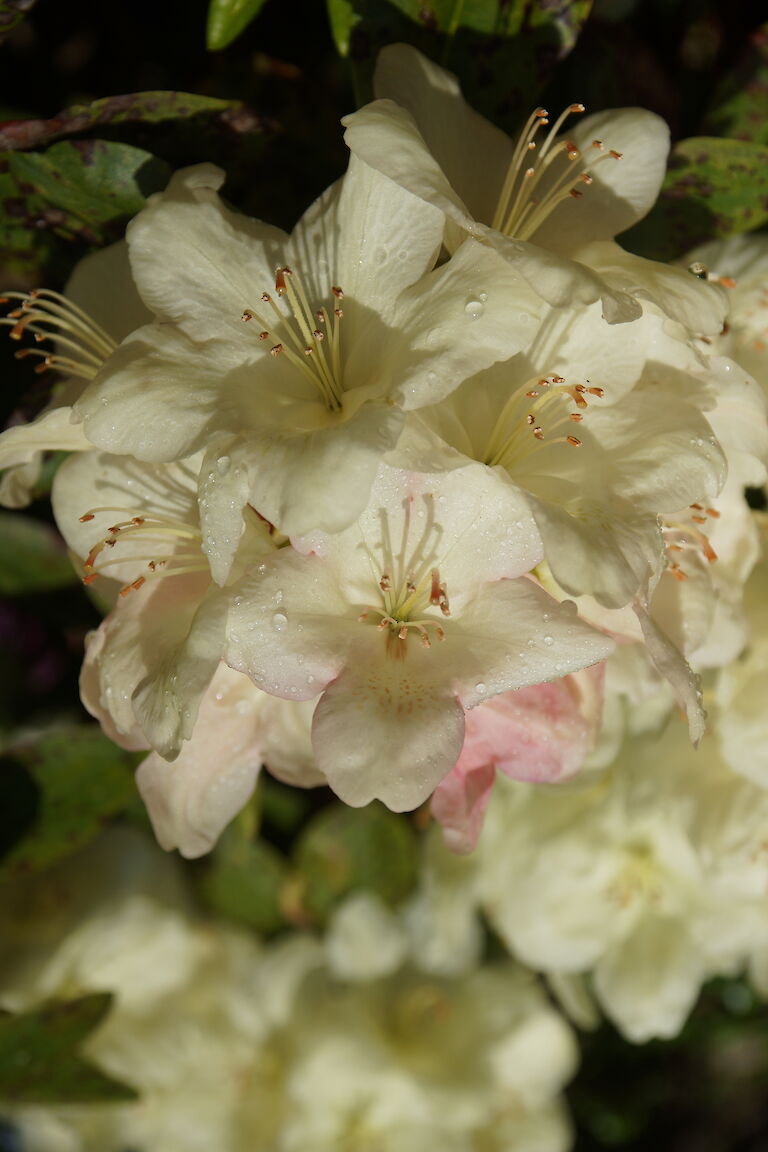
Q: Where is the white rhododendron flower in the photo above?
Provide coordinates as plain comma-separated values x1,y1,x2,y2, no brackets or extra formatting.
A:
72,157,545,550
392,296,727,608
0,242,150,507
343,43,727,333
225,464,613,810
0,829,578,1152
475,712,768,1042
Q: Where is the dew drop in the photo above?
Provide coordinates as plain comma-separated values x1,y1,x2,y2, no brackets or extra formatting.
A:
475,682,486,693
543,634,554,646
464,298,484,319
216,455,231,476
271,611,288,631
478,291,488,303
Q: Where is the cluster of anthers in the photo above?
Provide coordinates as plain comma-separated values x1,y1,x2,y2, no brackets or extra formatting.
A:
359,564,451,657
662,503,720,581
484,374,605,471
78,508,207,597
491,104,622,242
0,290,116,380
242,266,346,411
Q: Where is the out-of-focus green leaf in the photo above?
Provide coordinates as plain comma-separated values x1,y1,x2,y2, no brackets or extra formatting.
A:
703,23,768,146
0,512,75,595
0,728,136,878
9,140,171,245
198,820,288,934
0,91,255,152
294,802,418,923
623,137,768,262
327,0,360,56
0,994,136,1103
0,155,59,286
343,0,592,126
206,0,270,50
386,0,589,41
0,0,37,45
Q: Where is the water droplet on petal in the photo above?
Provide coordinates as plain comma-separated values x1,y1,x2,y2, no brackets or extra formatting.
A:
543,634,554,646
475,681,486,693
271,612,288,631
464,298,484,319
216,455,231,476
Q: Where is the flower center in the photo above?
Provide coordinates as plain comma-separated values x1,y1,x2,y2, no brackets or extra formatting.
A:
356,494,452,658
483,373,604,470
241,266,345,412
491,104,622,241
662,504,720,581
0,289,117,380
608,842,663,908
78,505,207,596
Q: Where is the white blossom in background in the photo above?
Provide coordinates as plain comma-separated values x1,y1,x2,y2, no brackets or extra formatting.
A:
474,711,768,1042
0,830,578,1152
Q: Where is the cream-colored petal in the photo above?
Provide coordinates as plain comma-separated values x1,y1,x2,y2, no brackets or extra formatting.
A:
311,646,466,810
532,108,670,250
0,406,92,508
136,663,264,858
373,43,514,228
289,154,444,319
127,163,287,342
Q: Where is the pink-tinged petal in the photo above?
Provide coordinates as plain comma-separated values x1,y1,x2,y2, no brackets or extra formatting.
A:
431,761,496,855
311,643,466,811
433,666,605,854
136,663,264,859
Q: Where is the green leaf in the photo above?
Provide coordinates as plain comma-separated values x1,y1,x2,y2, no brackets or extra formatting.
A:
198,820,289,934
0,91,255,152
0,728,136,878
0,994,136,1103
623,137,768,262
9,140,170,245
327,0,360,56
0,0,38,45
294,802,418,923
0,512,76,595
703,23,768,146
0,154,60,284
206,0,270,50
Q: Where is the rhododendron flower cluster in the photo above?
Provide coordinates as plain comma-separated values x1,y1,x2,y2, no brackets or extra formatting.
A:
1,44,765,867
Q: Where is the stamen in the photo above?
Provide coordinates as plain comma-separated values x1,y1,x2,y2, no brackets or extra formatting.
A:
78,506,206,591
1,289,117,381
240,267,346,411
492,103,623,240
484,372,602,470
